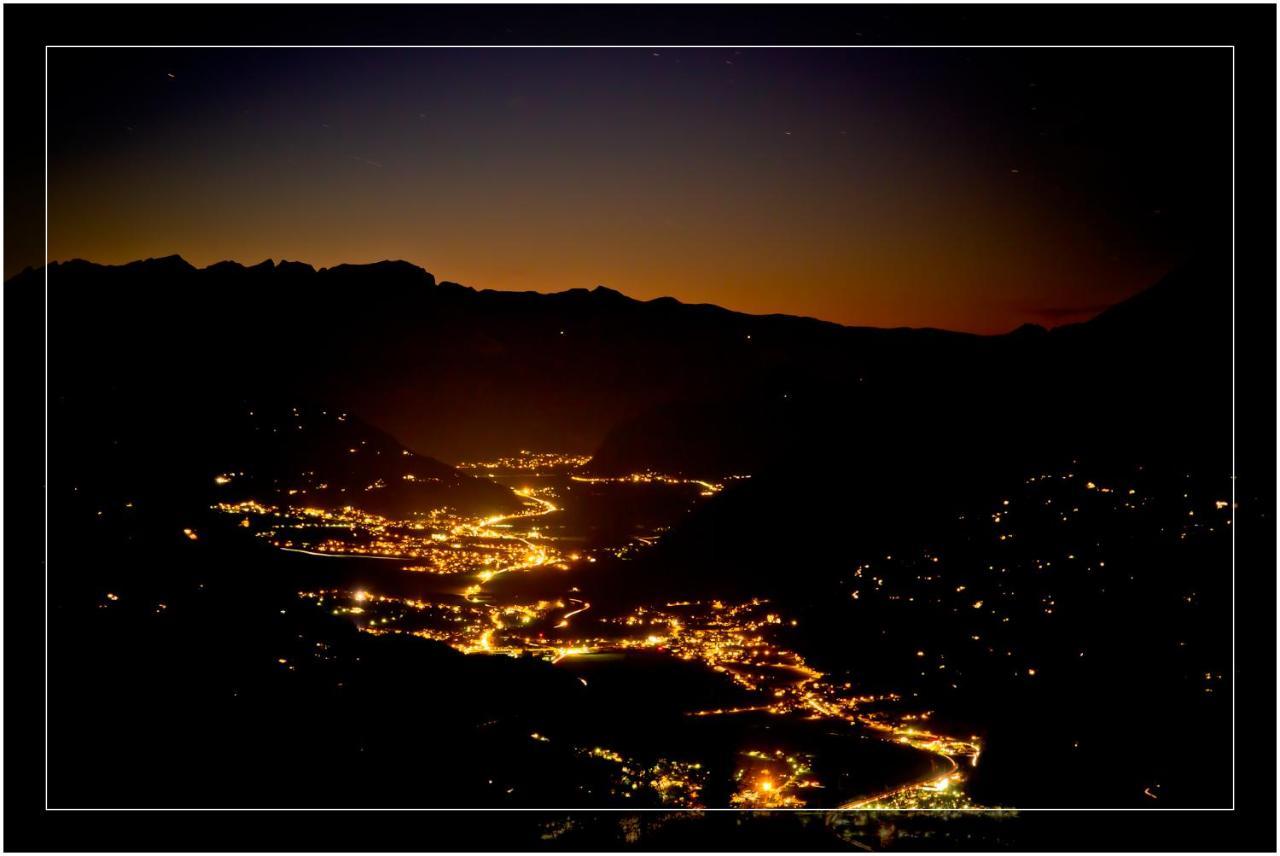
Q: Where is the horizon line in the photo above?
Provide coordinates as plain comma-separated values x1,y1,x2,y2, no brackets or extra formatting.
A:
28,252,1128,336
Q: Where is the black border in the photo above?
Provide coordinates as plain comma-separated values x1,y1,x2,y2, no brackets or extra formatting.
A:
5,4,1275,850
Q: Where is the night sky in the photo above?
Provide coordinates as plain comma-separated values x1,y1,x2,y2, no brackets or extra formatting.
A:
44,47,1231,332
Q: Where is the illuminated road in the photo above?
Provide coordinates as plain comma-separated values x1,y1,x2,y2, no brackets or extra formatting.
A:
838,753,960,809
459,488,561,601
278,546,402,560
227,458,981,808
556,598,591,628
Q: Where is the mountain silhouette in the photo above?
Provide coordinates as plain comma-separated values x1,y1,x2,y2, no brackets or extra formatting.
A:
20,254,1007,463
25,251,1229,476
587,255,1230,477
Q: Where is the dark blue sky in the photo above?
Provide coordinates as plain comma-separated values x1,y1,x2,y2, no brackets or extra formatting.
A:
45,46,1230,331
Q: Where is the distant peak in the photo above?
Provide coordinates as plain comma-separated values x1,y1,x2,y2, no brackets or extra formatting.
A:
124,254,197,273
321,259,422,275
319,259,436,285
204,258,440,278
590,285,632,302
205,259,247,274
44,255,197,276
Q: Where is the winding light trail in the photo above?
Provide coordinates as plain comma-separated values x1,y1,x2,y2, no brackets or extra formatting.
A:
460,489,563,602
268,465,983,809
838,753,962,809
556,598,591,628
279,546,402,560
